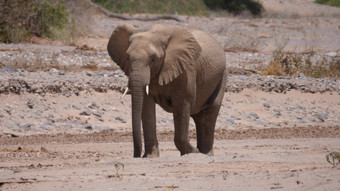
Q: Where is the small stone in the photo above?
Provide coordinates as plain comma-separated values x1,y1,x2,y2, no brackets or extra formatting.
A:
298,73,305,78
72,105,81,110
308,117,316,122
256,118,266,125
249,112,259,119
63,104,71,109
4,106,12,115
88,102,99,109
92,110,104,117
315,113,327,122
96,117,104,122
49,68,59,74
58,70,65,75
325,52,337,57
263,103,271,109
115,117,126,123
21,123,34,130
84,124,93,130
80,110,91,116
27,99,34,109
226,118,235,124
273,109,281,116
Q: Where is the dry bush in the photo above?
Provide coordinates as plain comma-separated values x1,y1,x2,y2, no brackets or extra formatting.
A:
0,0,71,43
261,60,283,76
262,51,340,78
0,0,97,44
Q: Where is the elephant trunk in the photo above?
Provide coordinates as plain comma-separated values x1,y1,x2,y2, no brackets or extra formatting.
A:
129,74,147,157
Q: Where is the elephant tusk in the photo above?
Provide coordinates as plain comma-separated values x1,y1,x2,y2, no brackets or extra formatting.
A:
146,85,149,95
122,87,129,97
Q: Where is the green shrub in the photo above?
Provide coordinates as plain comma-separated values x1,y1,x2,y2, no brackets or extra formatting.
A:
315,0,340,7
0,0,71,43
91,0,209,15
203,0,263,15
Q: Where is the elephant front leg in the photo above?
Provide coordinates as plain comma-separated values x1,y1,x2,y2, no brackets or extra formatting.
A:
142,94,159,158
173,100,199,155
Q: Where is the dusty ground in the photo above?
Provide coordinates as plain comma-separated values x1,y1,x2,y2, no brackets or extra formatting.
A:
1,0,340,190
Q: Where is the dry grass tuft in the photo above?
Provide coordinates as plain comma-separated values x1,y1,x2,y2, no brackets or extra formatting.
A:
262,51,340,78
261,60,284,76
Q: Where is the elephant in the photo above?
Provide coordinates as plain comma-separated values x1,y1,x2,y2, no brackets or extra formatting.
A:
107,24,226,158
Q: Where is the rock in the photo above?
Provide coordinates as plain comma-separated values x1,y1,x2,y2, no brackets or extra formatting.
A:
4,106,12,115
92,110,104,117
21,123,34,130
88,102,99,109
256,118,266,125
63,104,71,109
226,118,235,124
308,117,316,122
315,113,327,122
273,109,281,116
49,68,59,74
93,126,110,131
96,117,104,122
80,110,91,116
115,117,126,123
263,103,271,109
27,99,34,109
298,73,306,78
84,124,93,130
58,70,65,75
249,112,259,120
72,104,81,110
325,52,337,57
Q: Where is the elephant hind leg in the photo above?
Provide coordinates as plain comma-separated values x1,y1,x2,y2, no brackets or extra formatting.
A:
192,104,222,155
193,71,226,155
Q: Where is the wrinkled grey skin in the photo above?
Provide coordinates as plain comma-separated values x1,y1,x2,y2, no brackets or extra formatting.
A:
108,24,226,157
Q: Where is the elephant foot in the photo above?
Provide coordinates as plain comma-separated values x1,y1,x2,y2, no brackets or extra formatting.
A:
203,149,214,156
142,145,159,158
179,145,199,156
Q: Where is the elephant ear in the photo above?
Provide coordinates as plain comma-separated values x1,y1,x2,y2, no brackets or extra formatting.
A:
158,28,202,86
107,24,137,75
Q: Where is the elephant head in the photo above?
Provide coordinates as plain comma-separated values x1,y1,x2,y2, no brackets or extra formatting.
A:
107,24,202,157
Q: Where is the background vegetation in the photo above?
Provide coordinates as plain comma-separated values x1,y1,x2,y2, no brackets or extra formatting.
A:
262,51,340,78
314,0,340,7
92,0,209,15
0,0,74,43
204,0,263,15
92,0,264,16
0,0,265,43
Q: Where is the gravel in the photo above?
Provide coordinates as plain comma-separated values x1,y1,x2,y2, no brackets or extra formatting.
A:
0,69,339,96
